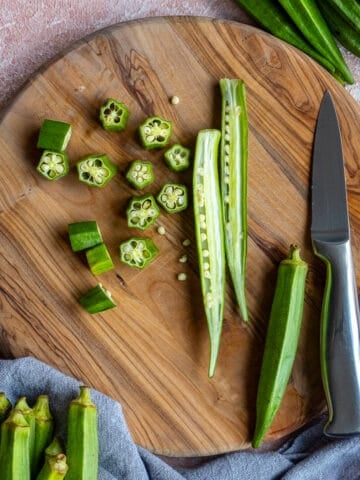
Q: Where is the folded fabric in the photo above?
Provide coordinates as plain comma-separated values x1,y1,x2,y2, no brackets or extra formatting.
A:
0,357,359,480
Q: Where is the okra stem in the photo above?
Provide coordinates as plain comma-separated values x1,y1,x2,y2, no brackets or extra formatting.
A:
33,395,54,477
220,78,248,322
193,129,226,377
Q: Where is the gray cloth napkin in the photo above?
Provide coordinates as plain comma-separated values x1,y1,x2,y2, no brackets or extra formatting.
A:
0,357,359,480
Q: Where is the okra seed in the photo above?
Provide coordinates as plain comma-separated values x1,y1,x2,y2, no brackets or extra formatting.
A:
170,95,180,105
204,271,211,279
224,134,231,142
200,233,207,242
204,262,210,270
224,145,230,154
179,255,188,263
157,226,166,235
182,239,191,247
203,250,209,257
177,272,187,281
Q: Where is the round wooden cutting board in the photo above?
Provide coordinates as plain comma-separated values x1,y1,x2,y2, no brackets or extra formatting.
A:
1,16,360,457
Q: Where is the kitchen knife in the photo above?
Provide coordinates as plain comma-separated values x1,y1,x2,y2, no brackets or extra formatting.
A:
311,90,360,436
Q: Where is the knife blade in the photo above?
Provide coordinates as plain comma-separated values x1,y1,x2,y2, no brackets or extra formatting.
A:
311,90,360,436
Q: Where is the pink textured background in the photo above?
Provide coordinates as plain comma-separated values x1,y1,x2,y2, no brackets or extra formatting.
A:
1,0,360,112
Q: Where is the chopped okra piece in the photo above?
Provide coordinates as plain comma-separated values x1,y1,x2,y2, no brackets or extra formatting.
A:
164,144,191,172
79,284,116,314
36,150,69,181
126,194,160,230
76,154,117,188
68,221,103,252
86,243,114,275
157,183,188,213
99,98,130,131
126,160,154,189
120,237,159,269
37,119,72,152
139,115,172,150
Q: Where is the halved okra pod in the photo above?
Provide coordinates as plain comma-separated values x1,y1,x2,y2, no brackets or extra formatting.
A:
193,129,226,378
0,409,31,480
33,395,54,477
220,78,248,322
253,245,308,448
66,386,98,480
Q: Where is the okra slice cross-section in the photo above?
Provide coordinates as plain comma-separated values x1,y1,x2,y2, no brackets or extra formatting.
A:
193,129,226,378
36,150,69,181
157,183,188,213
126,194,160,230
126,160,154,189
99,98,130,131
76,154,117,187
139,116,172,149
164,144,191,171
120,237,159,269
220,78,249,322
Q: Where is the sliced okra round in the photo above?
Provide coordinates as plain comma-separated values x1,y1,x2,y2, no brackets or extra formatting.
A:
126,194,160,230
164,144,191,172
36,150,69,181
157,183,188,213
126,160,154,189
120,237,159,269
76,154,117,188
139,116,172,150
37,119,72,152
99,98,130,132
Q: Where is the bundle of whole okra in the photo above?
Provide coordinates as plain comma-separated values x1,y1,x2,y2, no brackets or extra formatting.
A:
0,386,98,479
235,0,360,85
34,77,309,450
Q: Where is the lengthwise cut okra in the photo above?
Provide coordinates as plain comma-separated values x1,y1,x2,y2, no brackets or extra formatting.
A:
76,154,117,187
235,0,336,76
37,119,72,152
157,183,188,213
0,410,31,480
164,144,191,172
220,78,248,322
253,246,308,448
99,98,130,132
193,129,226,378
278,0,354,84
66,386,98,480
36,151,69,181
139,116,172,149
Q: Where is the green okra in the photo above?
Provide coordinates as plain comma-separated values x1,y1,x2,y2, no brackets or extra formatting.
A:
193,129,226,378
235,0,336,75
37,119,72,152
253,245,308,448
14,397,35,474
36,454,68,480
79,284,116,314
44,437,64,460
323,0,360,34
220,78,248,322
0,392,12,424
33,395,54,477
68,221,103,253
65,386,98,480
0,409,31,480
278,0,354,84
318,0,360,58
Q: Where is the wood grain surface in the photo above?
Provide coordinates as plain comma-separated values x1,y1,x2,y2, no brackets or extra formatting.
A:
1,16,360,457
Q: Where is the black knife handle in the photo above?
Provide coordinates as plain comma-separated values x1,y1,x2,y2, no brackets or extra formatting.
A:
313,238,360,436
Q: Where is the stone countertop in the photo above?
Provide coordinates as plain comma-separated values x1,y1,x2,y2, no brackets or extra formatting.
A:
1,1,359,112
